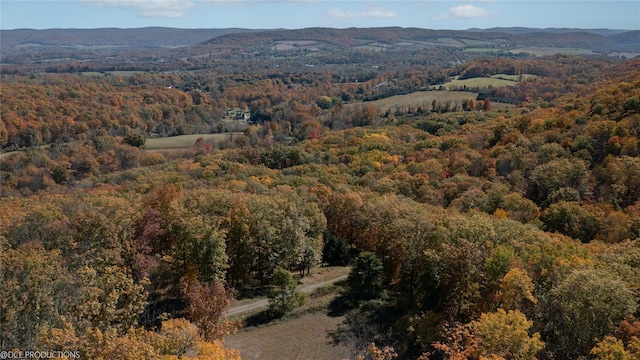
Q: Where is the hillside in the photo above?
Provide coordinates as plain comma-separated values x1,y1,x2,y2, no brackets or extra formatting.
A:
2,26,640,71
467,27,630,36
203,26,640,52
0,27,260,48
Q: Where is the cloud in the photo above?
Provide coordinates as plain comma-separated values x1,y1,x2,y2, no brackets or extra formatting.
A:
81,0,195,18
437,4,496,19
328,6,397,19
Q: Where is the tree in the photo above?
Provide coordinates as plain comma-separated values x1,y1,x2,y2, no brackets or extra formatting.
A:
499,268,537,313
348,252,384,302
541,201,603,243
322,232,351,266
180,276,237,341
591,336,640,360
267,267,305,317
482,97,492,111
471,309,544,360
124,133,146,148
545,268,637,358
0,242,70,349
529,159,587,206
316,95,334,110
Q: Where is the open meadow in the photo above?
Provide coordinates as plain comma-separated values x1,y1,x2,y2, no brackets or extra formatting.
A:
145,133,238,150
357,90,514,112
225,313,349,360
509,46,596,56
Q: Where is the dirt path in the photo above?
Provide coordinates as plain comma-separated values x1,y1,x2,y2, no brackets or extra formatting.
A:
227,266,349,317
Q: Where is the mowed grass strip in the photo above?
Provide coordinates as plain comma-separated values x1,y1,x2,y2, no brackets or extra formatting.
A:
145,133,237,150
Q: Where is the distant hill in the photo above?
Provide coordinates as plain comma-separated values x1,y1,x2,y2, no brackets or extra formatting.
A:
607,30,640,47
0,27,260,48
467,27,630,36
203,27,640,53
2,26,638,68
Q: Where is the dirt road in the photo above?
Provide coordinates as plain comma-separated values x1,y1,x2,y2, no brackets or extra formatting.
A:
227,267,349,317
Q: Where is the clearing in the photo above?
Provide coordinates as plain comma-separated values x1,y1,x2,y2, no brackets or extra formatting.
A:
145,133,238,150
352,90,513,112
435,74,539,91
509,47,595,56
225,313,349,360
225,266,351,360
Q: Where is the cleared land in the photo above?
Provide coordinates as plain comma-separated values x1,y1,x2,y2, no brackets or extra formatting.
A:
433,74,539,91
225,313,349,360
225,266,351,360
145,133,237,150
509,47,595,56
436,77,515,90
360,90,479,111
355,90,512,111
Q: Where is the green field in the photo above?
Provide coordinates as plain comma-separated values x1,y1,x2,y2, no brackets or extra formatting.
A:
145,133,238,150
433,74,539,91
437,37,465,46
509,47,595,56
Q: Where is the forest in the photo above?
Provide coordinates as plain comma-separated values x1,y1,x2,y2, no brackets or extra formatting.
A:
1,26,640,360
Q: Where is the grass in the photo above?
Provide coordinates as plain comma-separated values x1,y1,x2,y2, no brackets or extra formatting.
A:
355,90,513,111
435,77,516,90
225,312,349,360
356,90,480,112
432,74,539,91
145,133,238,150
225,271,351,360
509,47,595,56
437,38,464,46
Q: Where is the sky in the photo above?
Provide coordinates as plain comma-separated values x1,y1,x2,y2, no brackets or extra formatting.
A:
1,1,638,31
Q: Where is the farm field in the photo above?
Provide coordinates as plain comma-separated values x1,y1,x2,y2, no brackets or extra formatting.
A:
358,90,514,112
360,90,478,110
435,77,515,90
509,46,596,56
